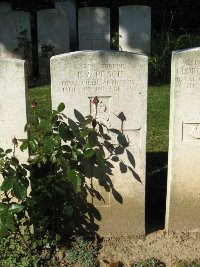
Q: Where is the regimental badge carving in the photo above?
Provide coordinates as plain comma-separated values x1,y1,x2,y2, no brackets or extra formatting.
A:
190,125,200,139
89,96,111,126
89,96,141,148
182,122,200,141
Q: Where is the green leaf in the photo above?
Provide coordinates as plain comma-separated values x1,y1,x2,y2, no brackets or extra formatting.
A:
63,205,73,217
96,149,106,167
72,151,78,161
56,234,61,242
13,180,27,200
0,207,16,233
1,177,14,192
5,149,12,154
29,140,37,153
55,186,66,196
57,102,65,112
0,222,9,236
83,148,95,158
0,153,6,159
59,123,68,141
0,148,4,153
80,129,91,137
38,119,52,132
85,115,93,120
83,116,93,125
20,140,28,151
9,203,24,213
10,157,19,167
42,137,54,153
0,203,8,212
68,170,82,192
88,131,97,147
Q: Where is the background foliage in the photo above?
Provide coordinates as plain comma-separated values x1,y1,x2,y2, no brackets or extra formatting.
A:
10,0,200,34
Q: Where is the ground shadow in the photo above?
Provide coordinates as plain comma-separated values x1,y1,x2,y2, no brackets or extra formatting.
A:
145,152,168,234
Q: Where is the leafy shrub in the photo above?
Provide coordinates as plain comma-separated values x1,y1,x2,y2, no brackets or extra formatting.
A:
40,44,56,58
14,29,32,60
175,261,200,267
0,100,107,252
66,236,98,267
132,257,166,267
149,32,200,84
0,236,38,267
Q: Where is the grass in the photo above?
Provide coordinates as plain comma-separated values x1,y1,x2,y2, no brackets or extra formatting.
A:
27,83,170,153
27,84,51,121
147,84,170,152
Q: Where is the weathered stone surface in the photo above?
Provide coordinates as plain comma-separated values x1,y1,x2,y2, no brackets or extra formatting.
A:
0,58,28,163
55,0,77,51
0,3,11,12
119,5,151,54
51,51,148,236
0,11,31,59
165,48,200,231
37,9,70,76
78,7,110,50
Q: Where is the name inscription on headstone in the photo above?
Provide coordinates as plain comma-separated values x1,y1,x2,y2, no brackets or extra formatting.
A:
175,59,200,89
59,63,136,94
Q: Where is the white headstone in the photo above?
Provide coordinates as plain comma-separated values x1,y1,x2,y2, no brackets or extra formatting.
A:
0,11,31,59
119,5,151,54
166,48,200,231
78,7,110,50
50,51,148,236
55,0,77,51
0,58,28,162
0,2,11,12
37,9,70,76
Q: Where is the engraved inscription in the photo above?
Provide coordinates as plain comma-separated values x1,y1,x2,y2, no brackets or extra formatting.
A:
190,125,200,139
61,63,135,93
176,58,200,89
182,122,200,141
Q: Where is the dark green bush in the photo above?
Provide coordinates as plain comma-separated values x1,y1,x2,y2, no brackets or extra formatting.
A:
149,33,200,84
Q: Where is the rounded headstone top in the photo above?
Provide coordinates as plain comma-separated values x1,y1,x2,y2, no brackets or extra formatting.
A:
51,50,148,62
173,47,200,54
119,5,151,10
0,57,25,64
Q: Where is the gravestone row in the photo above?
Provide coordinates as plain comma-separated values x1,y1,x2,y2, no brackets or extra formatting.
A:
0,2,151,77
0,48,200,235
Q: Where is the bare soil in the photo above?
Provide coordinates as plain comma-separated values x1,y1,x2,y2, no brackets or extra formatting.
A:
98,230,200,266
